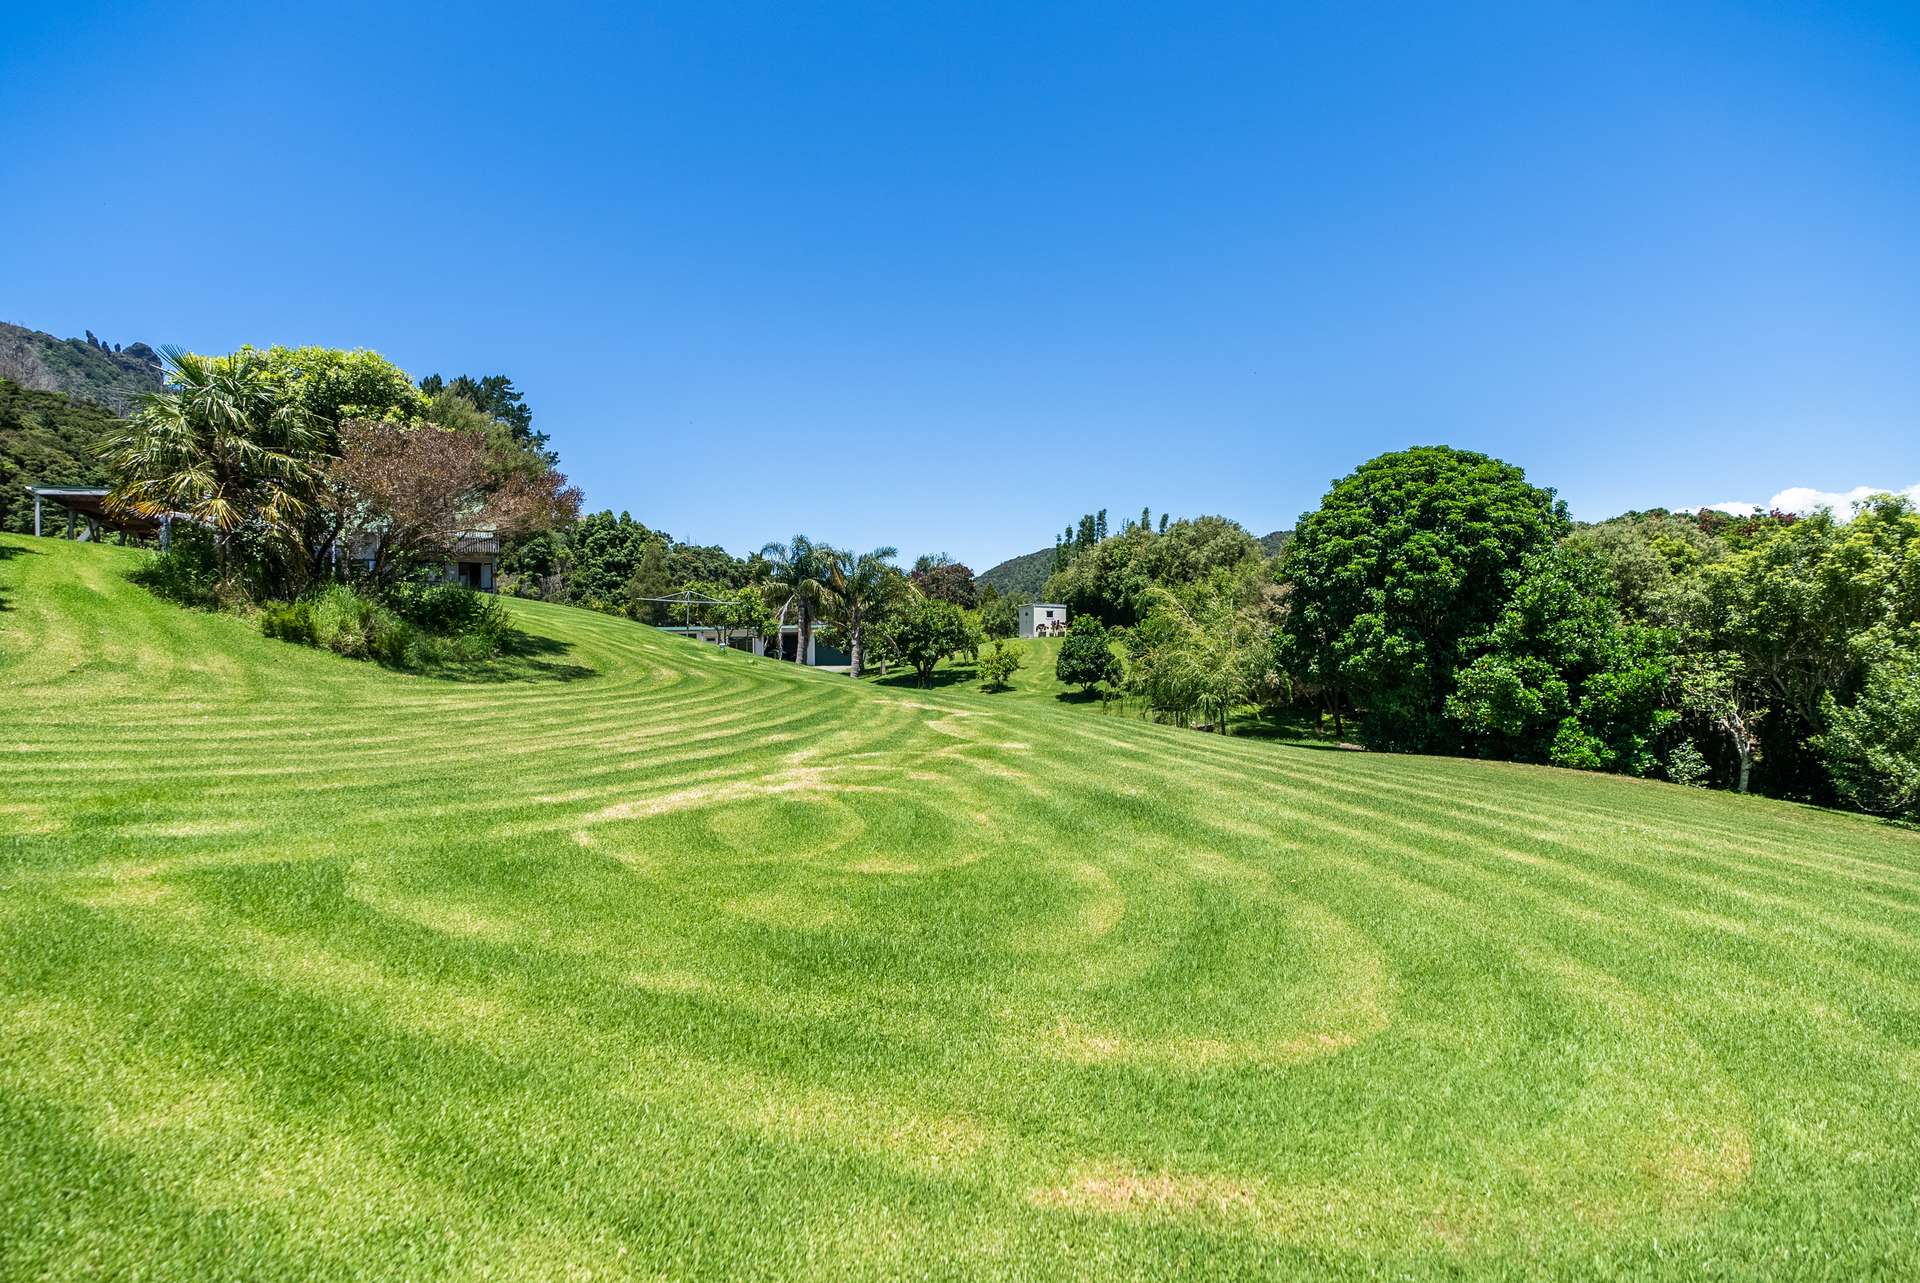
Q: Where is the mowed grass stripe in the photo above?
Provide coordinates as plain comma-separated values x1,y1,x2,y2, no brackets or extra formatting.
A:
5,534,1920,1281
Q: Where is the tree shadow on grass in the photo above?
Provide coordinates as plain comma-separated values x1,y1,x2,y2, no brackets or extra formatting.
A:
1217,707,1357,750
0,539,36,612
407,627,597,685
867,664,980,691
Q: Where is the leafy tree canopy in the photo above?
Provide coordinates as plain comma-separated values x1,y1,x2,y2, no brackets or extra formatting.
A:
977,584,1020,639
1124,571,1276,731
1686,497,1920,796
1055,615,1121,696
1281,446,1568,752
248,345,426,437
880,596,980,687
420,372,549,461
1045,514,1264,627
1444,544,1677,773
1814,632,1920,820
910,553,978,607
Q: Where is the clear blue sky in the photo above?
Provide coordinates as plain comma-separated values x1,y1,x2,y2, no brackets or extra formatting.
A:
4,2,1916,567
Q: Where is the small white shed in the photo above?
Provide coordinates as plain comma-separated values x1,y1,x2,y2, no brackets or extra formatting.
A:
1019,603,1069,638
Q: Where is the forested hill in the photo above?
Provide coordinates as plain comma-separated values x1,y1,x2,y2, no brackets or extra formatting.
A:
979,528,1290,597
974,546,1056,597
0,379,119,533
0,321,163,414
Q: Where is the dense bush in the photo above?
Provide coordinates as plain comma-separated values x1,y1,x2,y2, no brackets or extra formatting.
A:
260,580,506,670
386,576,508,645
1814,641,1920,820
1045,515,1264,627
1442,545,1678,774
259,599,317,646
131,538,226,609
1665,740,1712,787
1055,616,1121,696
306,584,405,661
126,525,290,611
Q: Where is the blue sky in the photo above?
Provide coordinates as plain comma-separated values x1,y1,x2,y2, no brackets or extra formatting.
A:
3,2,1916,567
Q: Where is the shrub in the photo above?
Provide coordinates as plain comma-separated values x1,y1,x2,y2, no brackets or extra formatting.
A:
131,533,227,609
259,599,316,646
978,640,1023,692
386,578,499,635
261,580,506,671
307,583,419,663
1666,740,1712,787
370,614,419,668
309,584,376,658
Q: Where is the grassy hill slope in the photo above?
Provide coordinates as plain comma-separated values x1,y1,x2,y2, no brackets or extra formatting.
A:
4,534,1920,1281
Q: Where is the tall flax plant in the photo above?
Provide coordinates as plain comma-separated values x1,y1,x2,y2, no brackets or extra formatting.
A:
103,347,324,587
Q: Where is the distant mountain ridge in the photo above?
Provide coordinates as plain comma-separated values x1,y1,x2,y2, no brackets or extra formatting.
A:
977,528,1292,599
0,321,163,415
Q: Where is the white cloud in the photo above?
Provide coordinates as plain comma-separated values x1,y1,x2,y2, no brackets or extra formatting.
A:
1767,484,1920,518
1680,483,1919,522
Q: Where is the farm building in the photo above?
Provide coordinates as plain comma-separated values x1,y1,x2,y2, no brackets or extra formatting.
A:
1019,603,1069,638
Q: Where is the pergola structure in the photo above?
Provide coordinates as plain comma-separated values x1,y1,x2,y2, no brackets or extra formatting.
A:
25,486,176,547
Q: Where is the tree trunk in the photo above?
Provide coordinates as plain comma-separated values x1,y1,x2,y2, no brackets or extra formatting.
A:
799,600,812,666
773,595,793,661
849,617,863,678
1719,710,1755,794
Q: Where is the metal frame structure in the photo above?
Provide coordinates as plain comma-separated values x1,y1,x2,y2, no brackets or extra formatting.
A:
24,486,178,547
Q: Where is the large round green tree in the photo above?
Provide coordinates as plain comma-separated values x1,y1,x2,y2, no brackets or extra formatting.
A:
1280,446,1568,751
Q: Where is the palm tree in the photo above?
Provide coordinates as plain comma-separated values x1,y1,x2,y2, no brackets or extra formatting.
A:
759,535,829,663
102,347,322,574
826,545,899,677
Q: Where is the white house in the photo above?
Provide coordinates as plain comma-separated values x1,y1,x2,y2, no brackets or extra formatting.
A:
1019,603,1069,638
655,624,849,666
341,529,500,591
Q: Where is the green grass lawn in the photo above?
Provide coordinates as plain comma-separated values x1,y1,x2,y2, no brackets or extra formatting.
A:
4,533,1920,1280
